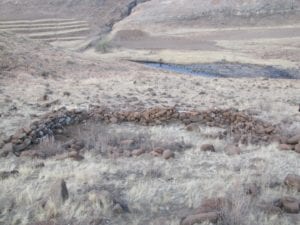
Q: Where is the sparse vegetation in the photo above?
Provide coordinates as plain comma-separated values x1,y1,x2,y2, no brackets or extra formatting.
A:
0,0,299,224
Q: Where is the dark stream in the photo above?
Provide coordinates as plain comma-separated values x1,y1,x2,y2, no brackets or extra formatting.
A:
141,61,299,79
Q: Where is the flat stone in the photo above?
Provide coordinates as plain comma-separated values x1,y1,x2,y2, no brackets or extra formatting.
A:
132,149,145,157
281,197,300,214
180,212,219,225
279,144,293,151
286,135,300,145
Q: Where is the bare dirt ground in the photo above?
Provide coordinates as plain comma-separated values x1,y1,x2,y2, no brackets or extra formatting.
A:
0,1,300,225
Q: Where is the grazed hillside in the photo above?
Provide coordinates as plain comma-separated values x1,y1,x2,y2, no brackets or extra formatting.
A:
0,1,300,225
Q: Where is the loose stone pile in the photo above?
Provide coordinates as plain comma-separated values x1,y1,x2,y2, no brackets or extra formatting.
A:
279,134,300,153
0,106,289,156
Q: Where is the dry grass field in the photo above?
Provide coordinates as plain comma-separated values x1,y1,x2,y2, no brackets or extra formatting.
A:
0,1,300,225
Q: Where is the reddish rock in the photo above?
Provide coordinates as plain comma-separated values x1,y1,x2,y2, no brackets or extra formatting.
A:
284,174,300,192
162,149,175,160
153,147,164,154
279,144,293,151
286,135,300,145
200,144,215,152
120,139,134,146
20,150,39,158
150,151,161,157
132,149,145,157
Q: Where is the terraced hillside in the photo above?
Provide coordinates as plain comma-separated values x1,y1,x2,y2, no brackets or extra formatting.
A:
0,18,90,46
0,0,150,49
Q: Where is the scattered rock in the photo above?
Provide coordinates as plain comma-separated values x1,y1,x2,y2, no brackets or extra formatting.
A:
162,149,175,159
284,174,300,191
32,221,56,225
34,162,45,169
194,197,232,214
71,140,85,151
12,138,31,154
245,183,260,197
153,147,164,154
20,149,39,158
294,144,300,153
279,144,293,151
68,151,84,161
224,144,241,156
281,197,300,214
258,202,282,215
180,212,219,225
186,123,199,131
0,143,12,157
112,203,125,214
200,144,215,152
150,150,161,157
63,91,71,96
132,149,145,157
49,179,69,206
0,170,19,180
286,135,300,145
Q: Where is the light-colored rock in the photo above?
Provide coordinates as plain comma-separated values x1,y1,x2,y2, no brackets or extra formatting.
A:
180,212,219,225
279,144,293,151
132,149,145,157
48,179,69,206
162,149,175,159
224,144,241,156
0,143,12,157
284,174,300,192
